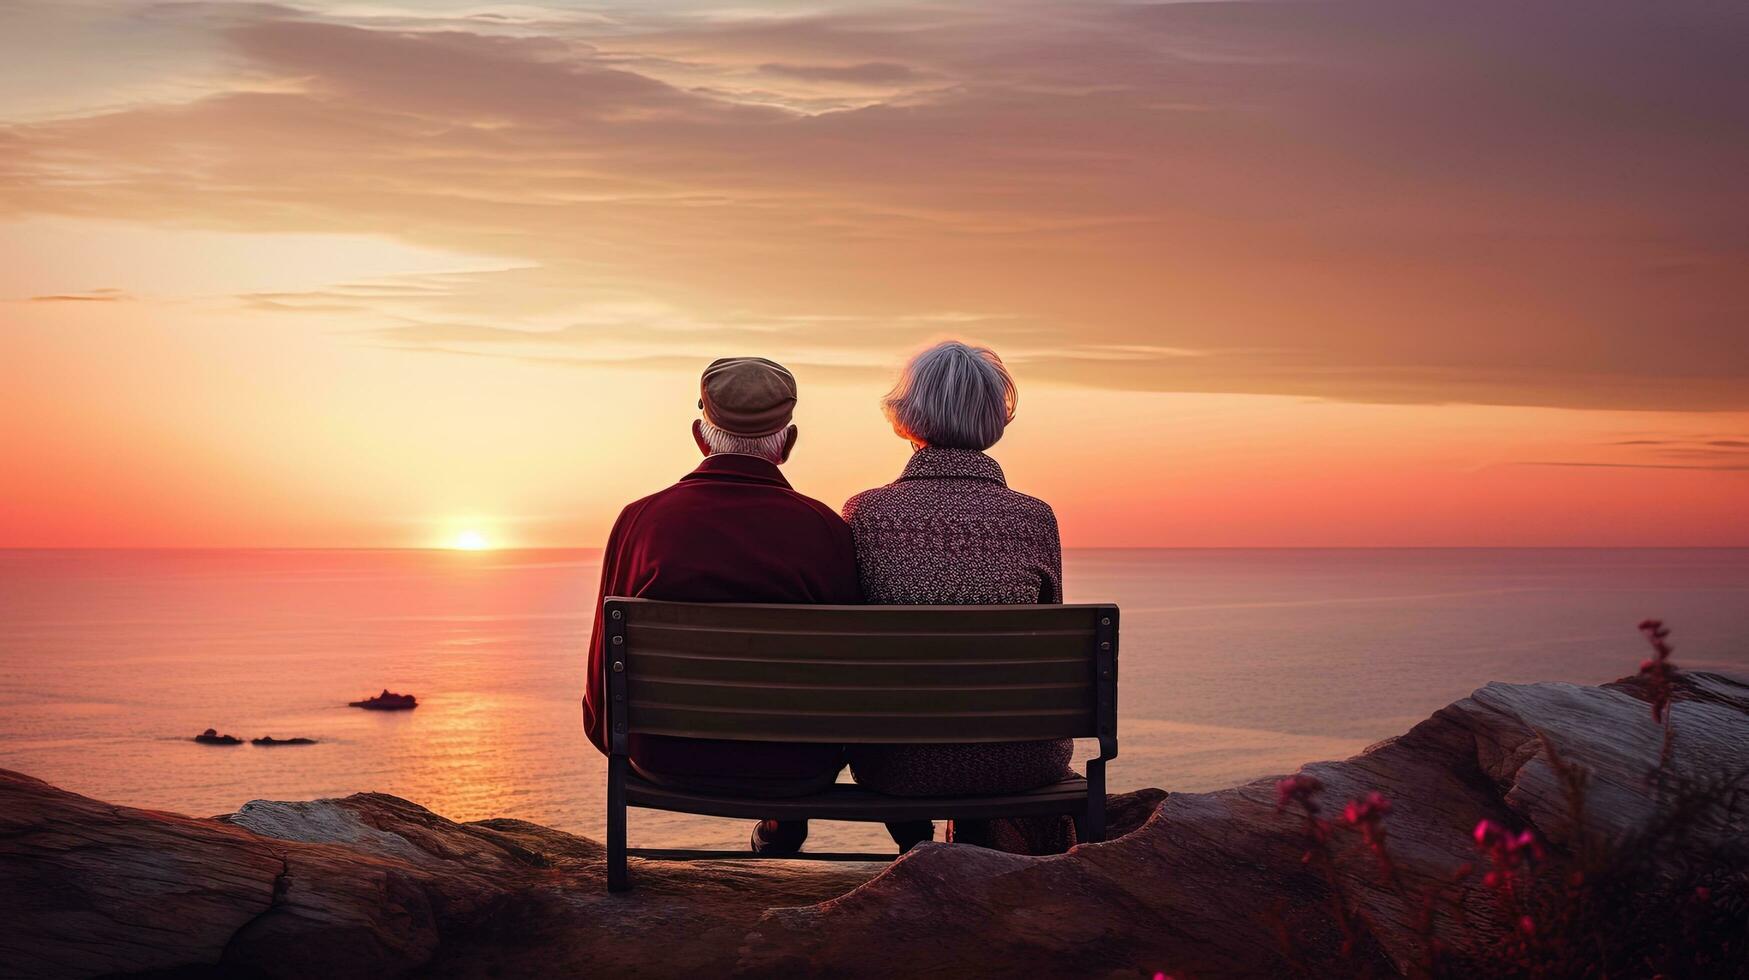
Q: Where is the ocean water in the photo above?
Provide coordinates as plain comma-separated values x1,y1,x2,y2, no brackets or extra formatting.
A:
1,548,1745,851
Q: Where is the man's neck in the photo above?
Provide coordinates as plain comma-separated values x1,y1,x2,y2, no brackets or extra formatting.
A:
686,452,792,488
705,451,782,465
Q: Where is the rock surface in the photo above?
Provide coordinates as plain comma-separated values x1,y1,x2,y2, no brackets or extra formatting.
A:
2,672,1744,979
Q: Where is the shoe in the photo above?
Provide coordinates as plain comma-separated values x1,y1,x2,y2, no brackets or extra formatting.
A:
751,819,808,855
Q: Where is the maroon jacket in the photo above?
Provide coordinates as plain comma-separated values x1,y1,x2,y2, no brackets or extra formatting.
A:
583,454,859,778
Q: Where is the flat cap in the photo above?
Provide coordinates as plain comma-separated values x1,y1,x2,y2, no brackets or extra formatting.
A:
699,356,797,437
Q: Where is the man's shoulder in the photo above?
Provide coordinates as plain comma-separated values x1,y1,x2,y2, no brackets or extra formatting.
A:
635,476,848,531
783,487,851,528
760,486,853,545
612,488,665,526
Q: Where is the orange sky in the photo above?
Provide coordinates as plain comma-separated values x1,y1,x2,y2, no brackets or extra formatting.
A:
2,0,1746,548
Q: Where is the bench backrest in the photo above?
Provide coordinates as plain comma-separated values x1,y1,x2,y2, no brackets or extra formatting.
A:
600,598,1118,752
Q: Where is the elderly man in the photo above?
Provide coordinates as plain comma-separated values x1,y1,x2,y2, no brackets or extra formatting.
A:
582,356,858,855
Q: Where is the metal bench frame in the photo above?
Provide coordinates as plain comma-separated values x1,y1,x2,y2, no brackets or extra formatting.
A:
599,598,1119,892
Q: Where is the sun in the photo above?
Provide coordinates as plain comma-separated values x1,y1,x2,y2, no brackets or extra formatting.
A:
451,530,490,551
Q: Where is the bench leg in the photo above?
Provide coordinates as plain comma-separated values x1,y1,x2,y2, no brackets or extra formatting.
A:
607,755,630,892
1081,758,1107,844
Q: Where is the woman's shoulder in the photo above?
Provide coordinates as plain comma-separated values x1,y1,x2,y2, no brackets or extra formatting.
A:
844,479,1056,525
993,485,1059,534
841,482,900,523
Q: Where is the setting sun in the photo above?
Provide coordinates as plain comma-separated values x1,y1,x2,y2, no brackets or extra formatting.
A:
451,530,490,551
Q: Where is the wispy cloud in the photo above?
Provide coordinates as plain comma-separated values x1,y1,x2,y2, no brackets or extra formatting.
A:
1522,462,1749,472
28,288,130,303
1524,434,1749,472
757,61,919,85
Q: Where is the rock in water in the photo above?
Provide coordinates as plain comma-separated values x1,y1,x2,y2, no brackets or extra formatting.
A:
347,689,417,710
2,671,1743,978
251,737,318,746
192,728,243,745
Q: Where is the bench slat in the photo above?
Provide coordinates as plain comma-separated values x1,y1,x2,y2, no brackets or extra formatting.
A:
627,848,897,862
630,678,1091,714
630,651,1091,688
628,708,1091,742
624,628,1094,664
625,775,1091,822
619,602,1103,634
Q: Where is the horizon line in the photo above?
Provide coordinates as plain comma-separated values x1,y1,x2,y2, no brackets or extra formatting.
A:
4,545,1748,553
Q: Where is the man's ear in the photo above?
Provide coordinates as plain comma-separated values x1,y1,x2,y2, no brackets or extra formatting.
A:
692,418,710,457
778,424,799,464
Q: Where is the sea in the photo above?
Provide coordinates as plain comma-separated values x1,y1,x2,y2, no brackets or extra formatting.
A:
1,548,1745,851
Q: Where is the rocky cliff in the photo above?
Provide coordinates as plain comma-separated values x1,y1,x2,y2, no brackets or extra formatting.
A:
3,671,1745,979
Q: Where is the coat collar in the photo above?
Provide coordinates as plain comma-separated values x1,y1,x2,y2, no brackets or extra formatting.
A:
681,453,794,489
897,447,1007,486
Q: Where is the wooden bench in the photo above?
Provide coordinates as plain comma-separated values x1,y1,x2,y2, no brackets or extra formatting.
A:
599,598,1119,892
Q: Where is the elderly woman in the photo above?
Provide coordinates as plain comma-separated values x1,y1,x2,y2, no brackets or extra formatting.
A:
842,340,1076,854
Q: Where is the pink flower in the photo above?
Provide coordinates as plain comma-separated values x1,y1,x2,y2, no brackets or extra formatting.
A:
1474,820,1542,891
1343,792,1392,826
1508,830,1545,864
1342,792,1397,875
1276,774,1324,812
1474,819,1502,847
1638,619,1679,724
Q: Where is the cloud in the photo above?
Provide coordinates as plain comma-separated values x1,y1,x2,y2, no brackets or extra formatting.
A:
223,19,766,125
3,1,1748,410
758,61,918,85
1526,434,1749,471
28,288,130,302
1522,462,1749,472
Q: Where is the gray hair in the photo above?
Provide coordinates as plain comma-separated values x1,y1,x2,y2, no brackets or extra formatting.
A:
883,340,1017,451
698,418,790,462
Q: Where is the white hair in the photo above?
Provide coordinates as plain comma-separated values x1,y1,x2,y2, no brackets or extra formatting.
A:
699,418,790,462
883,340,1017,451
